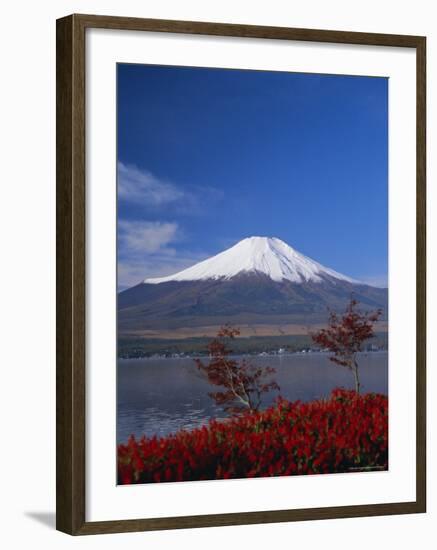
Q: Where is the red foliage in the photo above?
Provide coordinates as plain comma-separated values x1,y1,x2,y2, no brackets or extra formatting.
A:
312,299,382,393
117,389,388,484
194,325,280,413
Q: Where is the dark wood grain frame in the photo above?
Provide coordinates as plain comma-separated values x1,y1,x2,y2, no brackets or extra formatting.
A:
56,13,426,535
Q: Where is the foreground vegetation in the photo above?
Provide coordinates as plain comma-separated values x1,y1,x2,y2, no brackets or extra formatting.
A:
118,389,388,484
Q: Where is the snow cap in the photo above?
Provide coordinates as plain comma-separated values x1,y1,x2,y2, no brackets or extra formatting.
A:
144,236,357,285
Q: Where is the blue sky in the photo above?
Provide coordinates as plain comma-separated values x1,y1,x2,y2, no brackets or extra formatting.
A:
117,64,388,290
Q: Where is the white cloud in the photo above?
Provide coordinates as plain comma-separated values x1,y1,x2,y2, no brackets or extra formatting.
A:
116,164,224,289
118,162,223,213
118,220,179,254
118,162,186,206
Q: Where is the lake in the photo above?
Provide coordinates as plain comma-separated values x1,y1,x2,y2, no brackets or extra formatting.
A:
117,351,388,443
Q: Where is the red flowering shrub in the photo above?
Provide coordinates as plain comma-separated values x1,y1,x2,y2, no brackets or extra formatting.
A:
117,389,388,484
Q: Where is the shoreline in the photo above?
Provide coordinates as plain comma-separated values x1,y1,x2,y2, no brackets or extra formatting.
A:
118,349,388,361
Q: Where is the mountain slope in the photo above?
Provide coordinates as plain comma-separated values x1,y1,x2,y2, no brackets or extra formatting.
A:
144,236,357,285
118,237,387,335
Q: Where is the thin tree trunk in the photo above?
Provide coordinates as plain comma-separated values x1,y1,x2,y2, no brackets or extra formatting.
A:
353,360,360,394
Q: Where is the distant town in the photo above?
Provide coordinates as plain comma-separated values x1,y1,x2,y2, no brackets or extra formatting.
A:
118,339,387,360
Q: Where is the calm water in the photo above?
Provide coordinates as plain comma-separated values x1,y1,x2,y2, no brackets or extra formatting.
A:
117,352,388,443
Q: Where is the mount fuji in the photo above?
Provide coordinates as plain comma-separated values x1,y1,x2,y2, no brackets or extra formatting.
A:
118,237,387,335
143,237,358,285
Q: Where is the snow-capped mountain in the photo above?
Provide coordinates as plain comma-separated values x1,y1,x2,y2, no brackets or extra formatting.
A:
118,237,387,335
144,236,357,285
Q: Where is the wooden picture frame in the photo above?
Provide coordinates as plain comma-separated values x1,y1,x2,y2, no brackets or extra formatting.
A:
56,13,426,535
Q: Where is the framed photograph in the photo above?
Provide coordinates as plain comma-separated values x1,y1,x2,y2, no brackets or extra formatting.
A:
56,14,426,535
